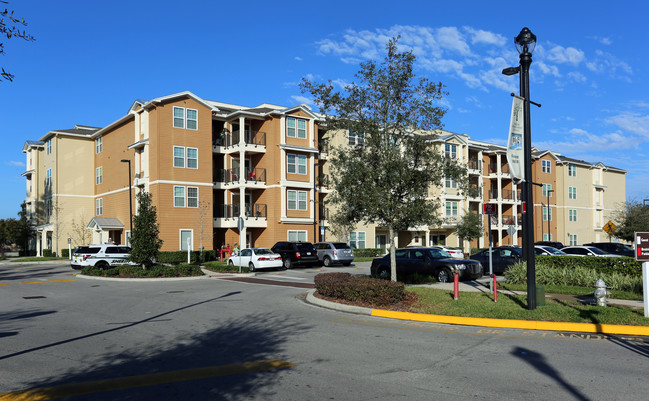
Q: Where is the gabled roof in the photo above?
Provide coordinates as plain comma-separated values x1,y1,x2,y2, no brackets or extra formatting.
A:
22,140,44,153
87,217,124,230
38,125,100,141
147,91,221,113
532,150,562,161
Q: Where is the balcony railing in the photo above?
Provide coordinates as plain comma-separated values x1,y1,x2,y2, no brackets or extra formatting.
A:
214,168,267,184
468,159,481,171
489,189,515,200
216,203,268,219
319,206,330,221
214,131,267,148
245,168,267,184
501,215,516,225
488,163,510,174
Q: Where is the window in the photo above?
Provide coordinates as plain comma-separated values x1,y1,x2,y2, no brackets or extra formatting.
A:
542,160,551,173
180,229,193,251
542,184,553,197
569,234,578,246
543,207,552,221
46,168,52,186
445,176,457,189
348,131,365,146
95,136,103,154
173,146,185,168
96,198,103,216
445,144,457,159
287,190,308,210
187,187,198,208
174,186,185,207
287,154,307,175
568,164,576,177
287,117,307,139
46,139,52,155
445,201,458,217
187,148,198,169
569,186,577,200
288,230,307,242
349,232,366,249
95,167,103,185
569,209,577,222
173,107,198,130
543,234,553,241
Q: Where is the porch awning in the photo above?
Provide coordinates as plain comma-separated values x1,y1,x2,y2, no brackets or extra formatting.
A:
87,217,124,230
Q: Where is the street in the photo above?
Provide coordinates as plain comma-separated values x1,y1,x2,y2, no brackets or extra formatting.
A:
1,261,648,400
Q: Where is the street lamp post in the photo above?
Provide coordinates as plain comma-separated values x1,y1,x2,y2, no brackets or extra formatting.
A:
313,162,322,242
503,27,539,310
120,159,133,245
547,189,554,241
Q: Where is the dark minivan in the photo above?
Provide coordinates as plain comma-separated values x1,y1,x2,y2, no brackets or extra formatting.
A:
583,242,634,257
270,241,319,269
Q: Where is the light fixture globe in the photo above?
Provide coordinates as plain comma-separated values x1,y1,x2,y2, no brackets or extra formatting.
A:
515,27,537,54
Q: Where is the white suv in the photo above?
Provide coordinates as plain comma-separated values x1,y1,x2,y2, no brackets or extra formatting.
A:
71,244,136,269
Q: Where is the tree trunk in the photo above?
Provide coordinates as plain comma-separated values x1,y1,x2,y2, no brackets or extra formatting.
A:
389,226,397,282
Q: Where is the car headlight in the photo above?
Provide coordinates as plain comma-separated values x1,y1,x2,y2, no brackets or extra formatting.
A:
454,264,466,270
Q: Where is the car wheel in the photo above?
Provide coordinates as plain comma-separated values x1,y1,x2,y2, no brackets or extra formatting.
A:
283,258,292,270
323,256,332,267
248,262,256,272
228,260,234,266
377,267,390,279
437,268,452,283
96,261,109,270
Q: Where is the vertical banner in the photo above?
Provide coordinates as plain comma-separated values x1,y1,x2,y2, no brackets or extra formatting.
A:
507,95,525,183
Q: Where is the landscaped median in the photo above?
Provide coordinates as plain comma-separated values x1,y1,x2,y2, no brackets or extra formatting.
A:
311,272,649,337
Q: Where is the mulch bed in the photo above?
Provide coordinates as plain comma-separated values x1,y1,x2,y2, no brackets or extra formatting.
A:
313,290,418,312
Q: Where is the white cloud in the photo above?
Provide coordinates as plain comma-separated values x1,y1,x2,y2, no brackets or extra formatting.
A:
606,112,649,137
294,56,302,61
585,50,632,79
546,45,585,65
291,95,314,105
600,37,612,45
463,27,506,46
535,127,640,154
567,71,587,83
536,61,561,77
7,160,24,168
436,27,471,55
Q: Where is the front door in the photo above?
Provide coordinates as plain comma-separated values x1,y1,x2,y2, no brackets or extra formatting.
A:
376,234,387,253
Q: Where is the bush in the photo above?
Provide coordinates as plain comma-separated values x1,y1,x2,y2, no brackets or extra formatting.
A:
42,249,52,257
202,261,250,273
314,272,405,306
81,264,204,277
353,248,384,257
505,261,644,293
61,249,69,258
536,255,642,277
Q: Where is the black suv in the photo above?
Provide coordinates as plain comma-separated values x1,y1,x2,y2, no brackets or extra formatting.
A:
535,241,565,249
583,242,634,257
270,241,319,269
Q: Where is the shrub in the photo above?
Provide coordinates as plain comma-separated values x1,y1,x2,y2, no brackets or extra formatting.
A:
60,249,69,258
536,255,642,277
353,248,384,257
81,264,203,277
202,261,250,273
314,272,405,306
42,249,52,257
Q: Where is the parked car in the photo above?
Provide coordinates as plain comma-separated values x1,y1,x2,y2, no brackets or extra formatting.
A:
535,241,565,249
71,244,136,269
535,245,567,256
370,247,483,283
314,242,354,267
470,246,522,274
270,241,319,269
560,246,623,257
583,242,634,257
430,245,464,259
227,248,283,272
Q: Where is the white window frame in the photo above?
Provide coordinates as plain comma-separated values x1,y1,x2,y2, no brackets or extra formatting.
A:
445,144,457,159
46,139,52,155
46,168,52,185
543,207,552,221
173,146,185,168
542,160,551,173
348,131,365,146
287,190,308,211
187,147,198,169
542,184,553,197
569,186,577,200
543,233,553,241
174,186,185,207
96,198,103,216
569,209,577,222
180,229,193,251
186,108,198,130
568,164,576,177
95,166,103,185
95,136,103,154
287,117,307,139
287,153,307,175
173,106,185,129
350,231,366,249
288,230,307,242
187,186,199,208
445,176,457,189
445,201,458,217
569,234,578,246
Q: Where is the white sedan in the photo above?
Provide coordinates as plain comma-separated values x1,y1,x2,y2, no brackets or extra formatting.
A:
430,245,464,259
228,248,284,272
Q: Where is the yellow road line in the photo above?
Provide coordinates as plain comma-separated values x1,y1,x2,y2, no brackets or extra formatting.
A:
0,284,9,286
19,279,76,285
371,309,649,336
0,359,295,401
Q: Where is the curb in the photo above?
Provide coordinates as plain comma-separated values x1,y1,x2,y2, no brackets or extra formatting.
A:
304,289,649,336
75,274,211,282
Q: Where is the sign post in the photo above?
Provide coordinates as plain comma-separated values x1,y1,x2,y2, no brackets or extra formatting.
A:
635,232,649,318
483,203,497,296
238,217,244,273
68,237,72,260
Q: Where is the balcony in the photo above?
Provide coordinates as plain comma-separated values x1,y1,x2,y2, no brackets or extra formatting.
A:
213,203,268,228
468,159,481,175
488,163,511,177
213,168,267,188
213,131,267,153
319,141,330,160
319,206,330,226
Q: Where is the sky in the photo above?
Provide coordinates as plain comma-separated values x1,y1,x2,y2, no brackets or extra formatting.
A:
1,0,648,219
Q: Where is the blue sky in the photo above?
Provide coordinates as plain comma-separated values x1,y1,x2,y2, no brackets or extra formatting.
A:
1,0,648,219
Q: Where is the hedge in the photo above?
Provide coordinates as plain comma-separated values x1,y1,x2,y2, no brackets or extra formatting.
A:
60,249,69,258
156,250,219,264
82,264,204,277
314,272,405,306
42,249,52,257
353,248,384,257
536,255,642,277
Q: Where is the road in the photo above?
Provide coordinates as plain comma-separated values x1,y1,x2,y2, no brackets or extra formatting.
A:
0,261,648,400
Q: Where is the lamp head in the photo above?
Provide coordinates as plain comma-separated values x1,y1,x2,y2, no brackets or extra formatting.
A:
121,159,129,163
502,66,520,76
515,27,537,55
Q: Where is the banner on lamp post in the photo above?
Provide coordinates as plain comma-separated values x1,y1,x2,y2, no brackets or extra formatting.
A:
507,95,525,183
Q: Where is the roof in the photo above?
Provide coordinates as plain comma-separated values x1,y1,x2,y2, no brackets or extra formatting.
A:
87,217,125,230
38,125,101,141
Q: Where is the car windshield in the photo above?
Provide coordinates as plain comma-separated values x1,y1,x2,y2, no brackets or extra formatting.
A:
621,244,634,252
333,243,351,249
254,248,273,255
588,247,608,255
542,246,566,255
429,249,452,258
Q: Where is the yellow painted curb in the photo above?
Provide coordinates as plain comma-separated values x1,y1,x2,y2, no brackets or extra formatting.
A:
371,309,649,336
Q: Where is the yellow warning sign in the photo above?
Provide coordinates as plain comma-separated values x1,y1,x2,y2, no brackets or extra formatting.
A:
603,221,617,234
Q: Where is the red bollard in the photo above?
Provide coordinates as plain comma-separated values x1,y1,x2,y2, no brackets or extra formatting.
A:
453,273,459,300
493,274,498,302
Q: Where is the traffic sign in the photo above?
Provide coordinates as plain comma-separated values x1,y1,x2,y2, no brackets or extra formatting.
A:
603,220,617,235
483,203,497,215
635,232,649,262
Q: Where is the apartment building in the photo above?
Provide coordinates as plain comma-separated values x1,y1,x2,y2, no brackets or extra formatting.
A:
21,91,627,256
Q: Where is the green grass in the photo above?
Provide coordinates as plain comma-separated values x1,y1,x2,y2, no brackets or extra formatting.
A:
11,257,68,262
499,282,644,301
202,261,251,273
354,257,375,262
408,287,649,326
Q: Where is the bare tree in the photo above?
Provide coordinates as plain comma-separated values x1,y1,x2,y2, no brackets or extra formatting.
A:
69,213,92,247
1,1,35,82
195,200,211,262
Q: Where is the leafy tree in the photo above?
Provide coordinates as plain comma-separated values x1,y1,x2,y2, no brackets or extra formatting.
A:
130,191,163,268
611,200,649,242
455,211,483,248
14,202,31,254
302,37,464,281
1,1,35,82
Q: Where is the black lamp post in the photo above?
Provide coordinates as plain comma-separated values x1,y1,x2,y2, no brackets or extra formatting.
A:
547,189,554,241
120,159,133,245
503,27,538,310
313,162,322,242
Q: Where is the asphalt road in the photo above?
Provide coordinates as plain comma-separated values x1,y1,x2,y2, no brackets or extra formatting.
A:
1,261,648,400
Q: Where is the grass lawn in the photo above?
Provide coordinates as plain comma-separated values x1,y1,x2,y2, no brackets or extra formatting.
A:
10,257,69,262
407,287,649,326
499,282,643,301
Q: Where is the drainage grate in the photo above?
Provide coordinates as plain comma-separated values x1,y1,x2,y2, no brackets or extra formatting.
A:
23,296,46,299
167,291,184,293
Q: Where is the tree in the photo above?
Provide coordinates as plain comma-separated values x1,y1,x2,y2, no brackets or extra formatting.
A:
130,191,163,268
302,37,464,281
15,203,31,254
455,211,483,252
1,1,35,82
195,200,211,262
69,213,92,247
611,200,649,242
